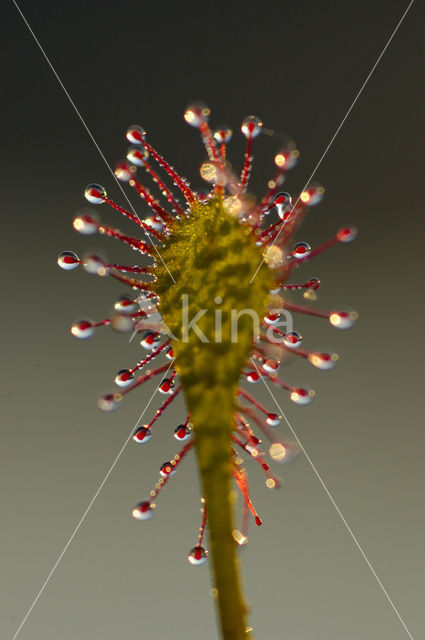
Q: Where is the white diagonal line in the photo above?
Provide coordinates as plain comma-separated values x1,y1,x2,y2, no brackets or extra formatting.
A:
249,357,414,639
12,0,175,283
11,360,175,640
250,0,415,284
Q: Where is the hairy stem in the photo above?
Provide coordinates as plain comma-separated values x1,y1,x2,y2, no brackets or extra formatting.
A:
190,383,249,639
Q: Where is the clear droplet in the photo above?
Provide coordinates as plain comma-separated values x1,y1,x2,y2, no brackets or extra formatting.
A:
329,310,358,329
165,346,174,360
292,242,311,260
159,378,175,394
159,461,176,478
246,371,259,383
84,183,106,204
274,143,300,170
308,351,339,370
213,126,232,143
144,215,164,231
140,332,161,350
337,226,358,243
266,412,281,427
241,115,263,138
98,392,122,412
273,192,292,219
300,183,325,206
73,210,99,235
174,424,191,441
263,359,280,374
188,546,208,566
283,331,303,348
115,369,134,387
114,161,134,182
81,253,109,277
110,314,134,333
114,294,138,314
132,426,151,444
58,250,79,270
71,319,95,339
127,146,149,166
126,125,146,144
132,501,153,520
290,387,315,405
184,102,211,128
264,312,280,326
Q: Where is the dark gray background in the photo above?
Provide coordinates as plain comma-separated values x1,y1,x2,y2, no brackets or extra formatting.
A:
1,1,424,638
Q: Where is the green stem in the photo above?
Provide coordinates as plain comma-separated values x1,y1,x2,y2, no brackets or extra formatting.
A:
188,383,250,640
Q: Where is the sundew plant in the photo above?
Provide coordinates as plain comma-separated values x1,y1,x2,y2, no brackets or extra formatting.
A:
58,102,357,639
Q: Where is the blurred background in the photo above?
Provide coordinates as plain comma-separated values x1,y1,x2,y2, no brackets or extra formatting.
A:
1,1,424,638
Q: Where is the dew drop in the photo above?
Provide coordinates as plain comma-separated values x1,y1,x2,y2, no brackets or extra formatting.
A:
132,426,151,444
174,424,191,441
110,314,134,333
98,392,122,412
273,192,292,219
337,226,358,243
246,371,259,384
73,210,99,235
84,183,106,204
140,331,161,350
329,310,358,329
308,351,339,370
114,161,133,182
144,215,164,231
213,126,232,143
264,312,280,325
159,461,176,478
127,146,149,166
126,125,146,144
241,115,263,138
266,413,281,427
290,387,315,405
275,144,299,170
71,319,95,339
300,183,325,206
184,102,211,128
82,253,109,277
114,294,138,314
292,241,311,259
58,250,79,270
159,378,175,394
263,359,280,374
132,501,153,521
283,331,303,348
188,545,208,566
115,369,134,387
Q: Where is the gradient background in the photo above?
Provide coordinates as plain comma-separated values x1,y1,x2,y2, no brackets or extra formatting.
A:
1,1,424,638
